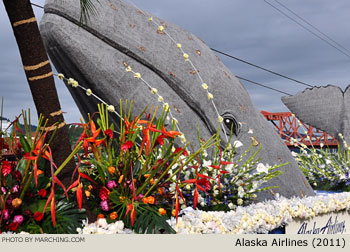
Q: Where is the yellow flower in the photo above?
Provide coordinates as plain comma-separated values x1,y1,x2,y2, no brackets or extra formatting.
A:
218,116,223,123
158,96,164,102
148,17,153,21
57,73,64,80
68,78,74,85
126,66,132,72
134,72,141,79
151,88,158,94
158,208,166,215
177,43,182,49
163,103,170,111
172,209,176,216
85,190,91,198
208,93,213,100
107,105,115,113
183,53,189,61
72,80,79,88
202,83,208,90
180,134,186,144
118,175,124,184
158,25,164,32
86,89,92,96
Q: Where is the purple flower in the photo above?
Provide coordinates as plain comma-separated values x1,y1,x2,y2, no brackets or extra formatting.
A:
107,180,117,190
100,200,109,211
13,215,24,225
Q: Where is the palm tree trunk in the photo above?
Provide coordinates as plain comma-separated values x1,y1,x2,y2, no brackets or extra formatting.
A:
3,0,75,184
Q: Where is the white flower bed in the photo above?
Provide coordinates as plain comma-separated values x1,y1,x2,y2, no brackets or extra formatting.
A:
78,192,350,234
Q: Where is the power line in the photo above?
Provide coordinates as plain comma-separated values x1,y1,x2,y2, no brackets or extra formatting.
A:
31,2,44,9
273,0,350,55
211,48,314,88
236,76,292,96
264,0,350,59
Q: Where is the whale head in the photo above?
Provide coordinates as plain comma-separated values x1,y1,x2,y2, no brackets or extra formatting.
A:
40,0,314,200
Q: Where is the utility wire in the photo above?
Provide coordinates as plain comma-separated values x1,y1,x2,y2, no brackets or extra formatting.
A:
31,2,44,9
264,0,350,59
236,76,292,96
273,0,350,55
211,48,313,88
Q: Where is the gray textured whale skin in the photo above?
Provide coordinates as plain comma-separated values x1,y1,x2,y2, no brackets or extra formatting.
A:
282,85,350,148
40,0,314,200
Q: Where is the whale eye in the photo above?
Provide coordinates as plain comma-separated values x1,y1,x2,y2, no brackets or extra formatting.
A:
221,113,240,136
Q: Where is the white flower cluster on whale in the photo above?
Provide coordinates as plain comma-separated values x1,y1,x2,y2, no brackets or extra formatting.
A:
167,192,350,234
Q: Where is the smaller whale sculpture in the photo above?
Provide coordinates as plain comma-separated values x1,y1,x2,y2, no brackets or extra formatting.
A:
282,85,350,148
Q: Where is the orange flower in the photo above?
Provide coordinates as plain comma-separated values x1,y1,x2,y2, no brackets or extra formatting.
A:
118,175,124,184
120,196,126,203
110,212,118,220
37,169,44,175
108,166,116,174
12,198,22,209
144,174,151,178
150,178,154,184
85,190,91,198
88,185,93,191
97,214,105,219
142,196,155,204
158,187,164,195
158,208,166,215
172,209,176,216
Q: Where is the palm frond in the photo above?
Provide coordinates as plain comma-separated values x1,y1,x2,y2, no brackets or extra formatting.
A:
80,0,100,24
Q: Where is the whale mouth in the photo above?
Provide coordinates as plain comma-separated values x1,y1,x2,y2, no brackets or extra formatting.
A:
44,6,218,139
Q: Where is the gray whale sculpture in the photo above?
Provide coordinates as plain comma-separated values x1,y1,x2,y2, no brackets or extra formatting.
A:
282,85,350,148
39,0,314,200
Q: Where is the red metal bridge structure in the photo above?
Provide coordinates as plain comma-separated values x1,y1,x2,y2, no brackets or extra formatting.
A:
261,111,339,148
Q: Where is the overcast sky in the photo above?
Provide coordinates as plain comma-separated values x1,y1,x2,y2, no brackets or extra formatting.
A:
1,0,350,124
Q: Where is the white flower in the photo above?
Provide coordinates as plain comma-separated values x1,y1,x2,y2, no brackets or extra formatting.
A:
291,151,297,157
233,140,243,148
180,134,186,144
202,83,208,90
125,66,132,72
202,159,212,168
248,128,254,134
218,116,223,123
325,159,331,165
68,78,74,85
256,163,268,174
237,199,243,205
57,73,64,80
228,203,235,210
158,96,164,102
107,105,115,113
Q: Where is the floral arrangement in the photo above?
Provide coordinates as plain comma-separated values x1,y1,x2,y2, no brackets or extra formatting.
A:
67,103,284,233
0,111,86,234
287,118,350,191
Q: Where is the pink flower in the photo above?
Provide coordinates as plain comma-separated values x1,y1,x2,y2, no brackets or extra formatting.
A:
12,185,19,193
1,187,6,194
3,209,9,220
100,200,109,211
1,161,12,176
107,180,117,189
13,215,24,225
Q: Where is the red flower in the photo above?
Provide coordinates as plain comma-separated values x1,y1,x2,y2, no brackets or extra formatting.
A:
33,212,44,221
1,161,12,176
12,170,22,181
104,129,113,139
99,187,110,201
121,141,134,152
174,147,188,156
38,189,47,198
8,222,19,231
